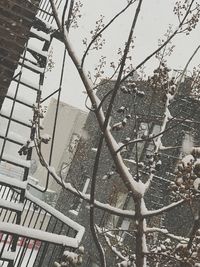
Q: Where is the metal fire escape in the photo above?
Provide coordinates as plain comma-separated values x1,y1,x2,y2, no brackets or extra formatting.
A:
0,0,84,266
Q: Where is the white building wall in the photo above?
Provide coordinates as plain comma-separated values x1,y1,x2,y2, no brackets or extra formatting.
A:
31,98,87,196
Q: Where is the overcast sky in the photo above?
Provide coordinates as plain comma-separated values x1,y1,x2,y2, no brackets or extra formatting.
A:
1,0,200,168
43,0,200,111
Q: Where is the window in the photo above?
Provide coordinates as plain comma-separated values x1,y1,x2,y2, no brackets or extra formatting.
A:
60,161,70,179
106,191,135,242
146,124,161,154
60,133,80,180
106,191,127,229
180,132,193,158
43,190,58,207
69,175,90,215
69,133,80,153
132,122,149,158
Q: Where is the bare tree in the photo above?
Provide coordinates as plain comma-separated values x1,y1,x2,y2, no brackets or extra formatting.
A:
29,0,200,266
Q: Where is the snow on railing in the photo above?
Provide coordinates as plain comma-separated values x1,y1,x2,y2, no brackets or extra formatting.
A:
0,222,79,248
6,90,35,108
0,130,27,145
27,43,48,58
25,191,85,244
1,250,15,261
0,199,23,212
19,59,45,74
2,154,31,168
37,0,64,24
0,107,32,127
0,163,24,180
0,184,85,266
13,76,40,91
30,27,51,42
0,173,27,189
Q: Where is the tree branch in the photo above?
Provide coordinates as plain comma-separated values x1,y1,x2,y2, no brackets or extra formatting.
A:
49,0,145,202
121,0,195,82
32,150,137,218
81,0,136,67
90,134,107,266
116,115,188,153
145,227,188,242
143,199,186,218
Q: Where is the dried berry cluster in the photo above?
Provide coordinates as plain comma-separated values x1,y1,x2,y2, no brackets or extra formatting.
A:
148,236,200,266
169,148,200,200
148,63,176,96
68,1,83,29
146,152,162,172
191,65,200,100
54,246,84,267
33,104,46,120
120,82,145,97
174,237,200,266
174,0,200,35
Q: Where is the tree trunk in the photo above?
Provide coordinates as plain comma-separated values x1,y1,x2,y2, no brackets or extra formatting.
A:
180,263,192,267
135,198,145,267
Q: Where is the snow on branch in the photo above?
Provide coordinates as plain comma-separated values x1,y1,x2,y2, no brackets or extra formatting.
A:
34,163,136,218
143,199,185,218
104,234,128,262
145,227,188,242
49,0,148,200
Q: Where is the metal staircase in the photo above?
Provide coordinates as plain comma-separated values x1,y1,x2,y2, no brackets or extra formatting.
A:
0,1,84,266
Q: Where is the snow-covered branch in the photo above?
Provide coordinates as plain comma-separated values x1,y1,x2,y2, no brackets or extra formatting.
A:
49,0,145,200
143,199,185,218
32,160,136,218
145,227,188,242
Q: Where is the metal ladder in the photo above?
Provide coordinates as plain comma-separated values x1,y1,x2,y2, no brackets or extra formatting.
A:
0,16,51,265
0,1,84,266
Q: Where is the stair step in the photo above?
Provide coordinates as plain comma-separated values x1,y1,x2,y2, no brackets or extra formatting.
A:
0,130,26,145
2,154,31,168
0,174,27,190
13,76,39,91
0,199,23,212
1,250,16,261
27,43,48,58
30,27,51,42
0,222,79,248
0,108,32,128
6,91,34,108
25,191,85,243
19,59,45,74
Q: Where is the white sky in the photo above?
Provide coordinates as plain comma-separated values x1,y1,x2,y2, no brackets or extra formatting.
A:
42,0,200,111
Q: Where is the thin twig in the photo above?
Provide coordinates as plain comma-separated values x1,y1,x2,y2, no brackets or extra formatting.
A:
122,0,195,82
81,0,135,67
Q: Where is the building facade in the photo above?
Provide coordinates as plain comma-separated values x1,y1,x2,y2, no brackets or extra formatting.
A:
31,98,87,205
54,78,200,266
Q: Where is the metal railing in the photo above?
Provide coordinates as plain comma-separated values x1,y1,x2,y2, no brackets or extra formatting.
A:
0,1,84,266
37,0,63,23
0,184,83,267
